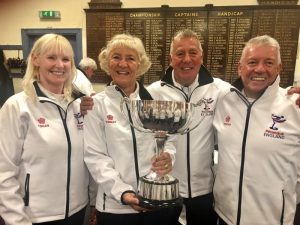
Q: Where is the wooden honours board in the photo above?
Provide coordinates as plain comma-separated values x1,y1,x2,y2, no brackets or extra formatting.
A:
85,5,300,87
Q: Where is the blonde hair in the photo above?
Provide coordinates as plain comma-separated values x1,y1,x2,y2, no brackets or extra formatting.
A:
23,33,76,99
98,33,151,77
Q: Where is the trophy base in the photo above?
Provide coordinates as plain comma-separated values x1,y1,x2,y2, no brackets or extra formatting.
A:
138,195,183,209
137,174,183,209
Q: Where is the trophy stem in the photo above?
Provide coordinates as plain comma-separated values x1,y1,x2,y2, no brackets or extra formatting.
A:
136,130,182,209
154,131,168,157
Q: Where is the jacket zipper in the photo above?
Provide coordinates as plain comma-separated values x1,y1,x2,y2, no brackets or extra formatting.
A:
23,173,30,206
280,190,285,225
126,104,140,185
117,87,140,186
103,193,106,210
163,82,200,198
187,132,192,198
185,89,198,198
36,82,82,219
234,91,253,225
57,105,72,219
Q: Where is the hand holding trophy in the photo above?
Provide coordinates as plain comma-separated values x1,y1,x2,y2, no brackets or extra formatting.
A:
121,98,205,209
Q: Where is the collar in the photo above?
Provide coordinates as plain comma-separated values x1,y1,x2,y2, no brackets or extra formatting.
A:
33,81,84,101
231,75,280,101
161,65,214,87
77,67,88,77
128,82,140,99
172,71,199,89
172,71,199,96
107,81,153,100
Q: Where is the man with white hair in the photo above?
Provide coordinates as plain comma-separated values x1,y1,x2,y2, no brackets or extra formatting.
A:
213,35,300,225
78,57,97,80
73,57,97,96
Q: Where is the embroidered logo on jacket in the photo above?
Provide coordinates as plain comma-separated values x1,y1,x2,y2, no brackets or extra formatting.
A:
201,98,214,116
223,115,231,126
37,117,49,128
74,112,84,130
264,114,286,139
105,114,116,124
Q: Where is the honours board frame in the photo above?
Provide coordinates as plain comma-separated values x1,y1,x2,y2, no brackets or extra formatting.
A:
85,5,300,87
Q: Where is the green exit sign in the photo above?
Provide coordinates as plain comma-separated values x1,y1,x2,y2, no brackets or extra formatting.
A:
39,11,61,19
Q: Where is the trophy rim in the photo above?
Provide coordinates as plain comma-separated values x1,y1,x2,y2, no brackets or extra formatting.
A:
132,99,189,105
140,176,179,185
131,99,192,133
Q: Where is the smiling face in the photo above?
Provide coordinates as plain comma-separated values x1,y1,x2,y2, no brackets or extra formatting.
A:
170,37,203,86
108,46,139,95
32,48,72,94
238,44,282,99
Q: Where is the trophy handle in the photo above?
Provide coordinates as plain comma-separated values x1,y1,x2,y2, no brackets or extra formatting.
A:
120,97,152,133
179,115,205,134
177,98,207,135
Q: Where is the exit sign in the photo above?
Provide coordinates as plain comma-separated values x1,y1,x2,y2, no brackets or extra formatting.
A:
39,11,61,19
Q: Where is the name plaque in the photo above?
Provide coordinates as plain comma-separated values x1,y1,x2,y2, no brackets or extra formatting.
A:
85,5,300,87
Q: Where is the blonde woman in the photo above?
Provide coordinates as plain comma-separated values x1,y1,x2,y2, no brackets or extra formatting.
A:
0,33,92,225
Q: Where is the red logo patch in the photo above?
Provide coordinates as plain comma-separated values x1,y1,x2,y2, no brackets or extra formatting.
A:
107,115,113,120
37,117,49,127
106,114,116,124
224,115,231,126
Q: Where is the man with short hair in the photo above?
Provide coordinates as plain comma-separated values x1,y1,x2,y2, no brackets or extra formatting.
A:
148,29,230,225
73,57,97,96
213,35,300,225
78,57,97,80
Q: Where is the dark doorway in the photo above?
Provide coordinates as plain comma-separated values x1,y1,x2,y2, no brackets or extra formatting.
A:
21,29,82,65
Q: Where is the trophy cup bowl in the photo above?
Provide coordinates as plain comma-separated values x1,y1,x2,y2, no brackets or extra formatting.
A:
120,98,203,209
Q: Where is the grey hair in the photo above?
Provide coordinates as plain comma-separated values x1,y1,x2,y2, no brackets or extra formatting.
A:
240,35,281,64
170,29,203,54
98,33,151,77
78,57,97,70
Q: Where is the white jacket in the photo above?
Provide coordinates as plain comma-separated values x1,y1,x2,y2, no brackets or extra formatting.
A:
84,83,176,214
213,76,300,225
0,82,90,225
147,66,230,198
73,69,95,96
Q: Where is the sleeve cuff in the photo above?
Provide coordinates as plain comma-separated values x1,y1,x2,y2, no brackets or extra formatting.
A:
120,190,136,205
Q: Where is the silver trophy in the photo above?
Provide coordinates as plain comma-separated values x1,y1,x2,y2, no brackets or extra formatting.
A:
120,98,204,209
